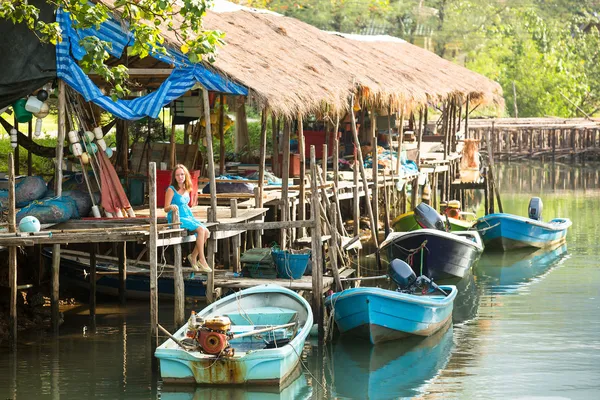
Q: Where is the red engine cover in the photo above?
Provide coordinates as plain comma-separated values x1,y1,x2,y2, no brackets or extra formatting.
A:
198,330,229,355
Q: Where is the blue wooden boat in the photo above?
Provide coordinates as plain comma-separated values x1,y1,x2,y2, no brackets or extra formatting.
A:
329,322,454,400
325,259,457,344
42,248,207,300
155,284,313,386
474,197,571,251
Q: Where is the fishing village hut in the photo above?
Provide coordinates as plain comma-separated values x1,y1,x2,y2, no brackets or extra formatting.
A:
1,0,504,348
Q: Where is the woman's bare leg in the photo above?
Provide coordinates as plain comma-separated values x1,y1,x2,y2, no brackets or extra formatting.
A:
197,227,210,267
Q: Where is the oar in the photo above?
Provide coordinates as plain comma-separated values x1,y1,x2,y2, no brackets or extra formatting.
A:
231,322,297,339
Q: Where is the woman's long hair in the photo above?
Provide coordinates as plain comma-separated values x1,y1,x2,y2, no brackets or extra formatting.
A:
171,164,193,192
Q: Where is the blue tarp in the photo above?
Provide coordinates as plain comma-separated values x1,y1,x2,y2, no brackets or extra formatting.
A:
56,9,248,121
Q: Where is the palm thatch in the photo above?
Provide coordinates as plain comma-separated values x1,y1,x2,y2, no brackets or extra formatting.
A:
98,0,503,118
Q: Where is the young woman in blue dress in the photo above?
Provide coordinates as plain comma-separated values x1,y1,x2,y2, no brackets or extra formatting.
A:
164,164,211,273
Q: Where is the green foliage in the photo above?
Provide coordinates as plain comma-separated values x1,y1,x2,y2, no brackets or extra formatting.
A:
0,0,222,99
0,136,57,176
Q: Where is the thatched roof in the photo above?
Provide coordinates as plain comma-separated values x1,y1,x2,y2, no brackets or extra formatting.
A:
98,0,503,118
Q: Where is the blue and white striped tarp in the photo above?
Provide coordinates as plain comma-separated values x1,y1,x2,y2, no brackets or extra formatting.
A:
56,9,247,121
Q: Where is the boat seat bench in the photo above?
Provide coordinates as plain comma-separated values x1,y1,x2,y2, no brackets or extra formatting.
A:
225,306,298,326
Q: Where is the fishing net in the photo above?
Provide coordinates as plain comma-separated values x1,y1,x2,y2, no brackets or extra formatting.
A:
0,176,47,208
16,196,80,224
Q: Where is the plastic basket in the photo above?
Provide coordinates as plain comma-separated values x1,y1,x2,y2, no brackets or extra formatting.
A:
272,249,311,279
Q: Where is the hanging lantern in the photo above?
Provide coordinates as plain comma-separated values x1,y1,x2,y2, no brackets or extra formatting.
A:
10,128,17,148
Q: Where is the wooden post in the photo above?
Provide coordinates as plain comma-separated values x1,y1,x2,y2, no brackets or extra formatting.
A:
149,162,159,349
310,146,323,339
89,243,97,321
13,116,19,176
253,187,262,247
257,108,268,209
371,106,379,242
328,204,343,292
353,157,360,237
202,89,219,302
281,119,291,249
272,115,279,176
298,113,306,238
230,199,240,273
219,94,225,175
411,176,419,210
332,136,343,234
27,119,32,175
349,95,379,247
169,121,177,169
172,210,184,329
395,109,405,175
322,144,328,182
464,95,470,139
118,243,126,306
416,107,424,167
486,123,503,213
52,80,67,334
8,153,17,348
382,169,391,237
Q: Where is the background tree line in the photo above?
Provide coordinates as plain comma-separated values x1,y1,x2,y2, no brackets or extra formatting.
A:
235,0,600,118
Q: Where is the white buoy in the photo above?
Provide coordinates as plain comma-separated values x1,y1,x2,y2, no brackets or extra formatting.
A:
34,118,43,137
10,128,17,148
116,209,124,218
68,130,79,144
91,205,101,218
93,126,103,139
24,96,44,114
126,208,136,218
71,142,83,157
105,211,114,218
96,138,107,151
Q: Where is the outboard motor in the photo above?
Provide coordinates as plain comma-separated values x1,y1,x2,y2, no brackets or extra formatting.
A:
388,259,416,290
528,197,543,221
414,202,446,231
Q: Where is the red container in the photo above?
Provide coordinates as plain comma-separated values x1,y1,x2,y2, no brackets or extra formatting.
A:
303,130,335,159
277,153,301,177
156,169,200,207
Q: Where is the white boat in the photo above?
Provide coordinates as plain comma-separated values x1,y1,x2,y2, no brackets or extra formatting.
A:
155,284,313,387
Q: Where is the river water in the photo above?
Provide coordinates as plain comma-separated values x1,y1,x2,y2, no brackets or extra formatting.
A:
1,161,599,399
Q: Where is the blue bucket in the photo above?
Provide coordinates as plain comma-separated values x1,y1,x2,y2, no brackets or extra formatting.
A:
272,249,311,279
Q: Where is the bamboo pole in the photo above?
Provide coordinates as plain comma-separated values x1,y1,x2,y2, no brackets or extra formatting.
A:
298,113,306,238
8,153,17,349
395,109,405,176
281,119,291,249
349,94,379,247
89,243,97,321
328,204,343,292
173,210,184,329
219,94,225,175
118,242,126,306
202,89,218,302
258,109,268,208
464,95,470,139
149,162,159,349
310,146,323,339
271,114,279,176
371,106,379,242
52,80,67,333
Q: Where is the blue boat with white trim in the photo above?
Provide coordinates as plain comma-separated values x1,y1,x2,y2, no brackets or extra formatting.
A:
325,259,457,344
474,197,571,251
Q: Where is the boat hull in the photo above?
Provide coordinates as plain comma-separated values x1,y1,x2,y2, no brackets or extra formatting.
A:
42,249,206,300
155,285,313,386
475,214,571,251
380,230,483,282
325,286,456,344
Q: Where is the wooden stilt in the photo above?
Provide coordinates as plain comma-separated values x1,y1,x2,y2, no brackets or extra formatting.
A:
372,117,379,242
219,94,225,175
281,119,291,249
353,157,360,237
173,210,184,328
149,162,159,348
201,88,218,302
118,242,126,306
298,114,306,238
89,243,97,321
349,95,379,247
8,153,17,349
310,146,323,339
328,204,343,292
271,114,279,176
230,199,241,273
27,119,32,176
169,121,177,169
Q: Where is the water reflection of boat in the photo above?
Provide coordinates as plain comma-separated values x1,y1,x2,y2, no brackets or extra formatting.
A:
452,271,480,325
474,243,568,294
160,367,313,400
329,322,454,400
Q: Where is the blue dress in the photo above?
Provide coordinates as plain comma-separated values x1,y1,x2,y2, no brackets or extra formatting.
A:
166,186,205,232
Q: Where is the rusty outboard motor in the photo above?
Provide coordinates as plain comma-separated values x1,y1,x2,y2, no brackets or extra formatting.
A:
187,315,234,356
414,202,446,231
